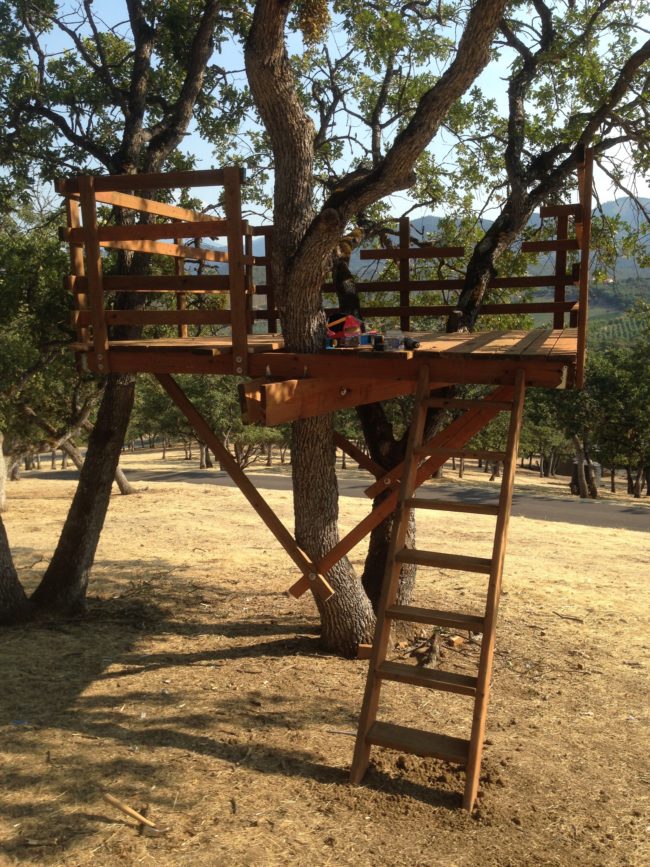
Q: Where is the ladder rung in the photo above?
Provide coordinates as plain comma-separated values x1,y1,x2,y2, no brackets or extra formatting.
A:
416,447,507,461
377,661,477,696
423,398,512,411
396,549,493,574
385,604,485,632
406,497,499,516
366,721,470,765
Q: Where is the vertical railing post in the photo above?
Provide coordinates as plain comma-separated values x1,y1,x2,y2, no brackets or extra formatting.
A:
399,217,410,332
78,176,110,374
65,195,90,348
575,148,593,388
223,166,248,375
175,236,188,338
553,214,569,329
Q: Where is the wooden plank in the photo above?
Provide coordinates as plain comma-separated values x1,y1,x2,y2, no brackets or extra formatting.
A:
406,498,499,516
65,220,231,243
395,549,493,573
90,189,222,222
385,604,485,631
73,274,231,293
520,239,579,253
57,167,235,195
360,245,464,260
154,373,333,602
223,166,249,375
75,309,231,327
365,721,469,765
333,433,383,478
241,376,422,426
378,661,478,695
98,237,228,262
540,203,582,219
78,176,110,373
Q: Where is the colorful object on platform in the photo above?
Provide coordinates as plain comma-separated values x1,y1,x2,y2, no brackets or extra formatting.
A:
326,313,377,348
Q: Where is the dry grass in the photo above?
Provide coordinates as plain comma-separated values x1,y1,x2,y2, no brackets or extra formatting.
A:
0,453,648,866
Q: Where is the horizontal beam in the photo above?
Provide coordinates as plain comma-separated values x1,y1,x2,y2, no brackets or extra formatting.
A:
69,274,231,293
540,203,582,219
253,274,578,296
65,189,225,223
98,237,228,262
360,246,464,260
74,309,231,327
239,376,433,425
56,167,244,195
62,220,235,243
520,239,579,253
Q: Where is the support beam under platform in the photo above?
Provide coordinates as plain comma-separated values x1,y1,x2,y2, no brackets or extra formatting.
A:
239,376,450,426
154,373,334,602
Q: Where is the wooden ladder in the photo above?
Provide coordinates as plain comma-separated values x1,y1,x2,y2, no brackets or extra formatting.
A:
350,366,527,811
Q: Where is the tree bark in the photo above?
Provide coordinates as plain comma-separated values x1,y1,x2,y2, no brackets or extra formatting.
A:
610,467,616,493
0,433,6,513
573,436,589,499
30,374,136,616
0,515,30,624
292,415,374,655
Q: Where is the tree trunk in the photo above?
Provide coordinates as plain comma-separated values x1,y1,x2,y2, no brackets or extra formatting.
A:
0,515,31,624
459,456,464,478
267,443,273,467
633,462,644,498
199,442,207,469
10,461,20,481
340,449,346,470
626,464,634,495
489,460,501,481
610,467,616,493
0,433,6,513
51,450,56,469
573,436,589,499
292,416,374,655
205,447,213,469
29,374,136,616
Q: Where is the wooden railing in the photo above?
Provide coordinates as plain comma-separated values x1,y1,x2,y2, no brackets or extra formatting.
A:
57,166,254,375
59,151,592,386
252,150,593,385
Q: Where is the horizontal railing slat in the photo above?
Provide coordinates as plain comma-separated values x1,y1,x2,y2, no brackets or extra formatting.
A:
74,309,231,326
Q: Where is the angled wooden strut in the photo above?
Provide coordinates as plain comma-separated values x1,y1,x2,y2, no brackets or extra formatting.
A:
349,367,527,812
288,384,515,598
154,373,333,602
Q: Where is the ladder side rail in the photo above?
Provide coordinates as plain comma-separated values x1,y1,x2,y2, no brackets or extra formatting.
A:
463,369,527,810
350,366,431,784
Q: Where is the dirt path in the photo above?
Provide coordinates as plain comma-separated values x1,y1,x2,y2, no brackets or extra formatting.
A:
0,459,648,866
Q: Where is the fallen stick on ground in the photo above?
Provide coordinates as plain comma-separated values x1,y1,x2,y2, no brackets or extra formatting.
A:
552,611,584,623
102,792,159,829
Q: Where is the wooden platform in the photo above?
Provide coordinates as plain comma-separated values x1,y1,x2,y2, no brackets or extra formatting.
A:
74,328,578,423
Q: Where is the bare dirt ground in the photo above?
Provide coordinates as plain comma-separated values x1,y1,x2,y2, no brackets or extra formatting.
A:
1,452,648,866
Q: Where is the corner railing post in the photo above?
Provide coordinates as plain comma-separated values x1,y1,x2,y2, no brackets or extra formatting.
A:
223,166,248,376
78,175,110,373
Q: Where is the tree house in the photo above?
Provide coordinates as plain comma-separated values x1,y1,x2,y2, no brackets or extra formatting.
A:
57,151,593,811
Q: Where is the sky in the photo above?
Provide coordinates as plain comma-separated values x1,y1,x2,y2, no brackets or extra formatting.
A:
39,0,650,216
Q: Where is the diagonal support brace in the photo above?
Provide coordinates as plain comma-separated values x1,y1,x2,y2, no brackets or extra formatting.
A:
155,373,333,602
